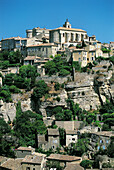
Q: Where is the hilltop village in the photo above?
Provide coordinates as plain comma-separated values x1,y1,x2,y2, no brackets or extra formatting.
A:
0,20,114,170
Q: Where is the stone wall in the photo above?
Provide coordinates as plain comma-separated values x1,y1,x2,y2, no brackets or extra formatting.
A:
0,100,16,122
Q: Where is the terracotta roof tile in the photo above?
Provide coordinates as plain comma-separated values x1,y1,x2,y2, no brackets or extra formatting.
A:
21,155,43,164
24,56,36,60
50,27,86,33
47,154,81,162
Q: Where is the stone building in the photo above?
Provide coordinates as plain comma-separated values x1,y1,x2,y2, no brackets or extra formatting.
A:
1,36,27,53
37,128,60,151
21,154,46,170
26,43,58,58
66,130,78,146
72,48,87,67
47,154,82,169
49,19,88,48
15,146,35,158
90,131,114,151
26,27,49,39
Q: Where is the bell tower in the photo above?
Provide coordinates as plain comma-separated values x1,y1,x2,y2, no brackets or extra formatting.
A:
63,19,71,28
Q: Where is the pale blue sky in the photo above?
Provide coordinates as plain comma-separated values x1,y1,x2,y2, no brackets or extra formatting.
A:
0,0,114,43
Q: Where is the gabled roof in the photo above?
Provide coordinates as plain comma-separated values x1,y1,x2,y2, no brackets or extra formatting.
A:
47,128,59,136
24,56,36,61
16,146,35,151
21,155,43,164
50,27,86,33
0,158,23,170
27,43,55,47
47,154,81,162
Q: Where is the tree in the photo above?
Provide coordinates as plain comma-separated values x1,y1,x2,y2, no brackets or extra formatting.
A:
3,73,15,86
59,128,66,146
0,118,15,157
0,85,11,102
13,110,47,147
8,50,21,64
32,80,49,101
80,160,93,169
46,160,64,170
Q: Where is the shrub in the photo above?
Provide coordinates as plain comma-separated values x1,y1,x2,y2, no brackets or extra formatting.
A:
56,96,60,102
59,69,70,77
54,82,60,91
9,85,21,94
80,160,93,169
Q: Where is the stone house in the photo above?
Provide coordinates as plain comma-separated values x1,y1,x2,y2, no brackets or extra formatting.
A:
49,19,88,48
0,158,23,170
21,154,46,170
26,27,49,39
1,36,27,57
72,48,87,67
66,130,78,146
55,121,83,131
37,128,60,151
90,131,114,151
26,43,58,58
47,154,82,169
24,56,36,65
15,146,35,158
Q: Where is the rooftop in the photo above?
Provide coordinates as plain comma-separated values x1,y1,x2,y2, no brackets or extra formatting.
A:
2,36,27,41
27,43,55,47
24,56,36,61
21,155,43,165
65,163,84,170
0,158,23,170
47,154,81,162
50,27,86,33
47,128,59,136
66,130,78,135
92,131,114,137
16,146,35,151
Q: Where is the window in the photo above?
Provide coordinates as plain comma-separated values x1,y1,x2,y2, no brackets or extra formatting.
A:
78,58,81,62
103,145,105,150
106,140,109,144
91,57,94,61
79,52,81,54
63,33,65,37
26,167,30,170
72,138,75,141
92,52,94,56
100,139,102,143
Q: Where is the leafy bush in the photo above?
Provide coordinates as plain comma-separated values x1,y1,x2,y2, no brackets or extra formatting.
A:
59,69,70,76
54,82,60,91
9,85,21,93
80,160,93,169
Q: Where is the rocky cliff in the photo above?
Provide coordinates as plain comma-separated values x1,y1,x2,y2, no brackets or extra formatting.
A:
1,61,113,122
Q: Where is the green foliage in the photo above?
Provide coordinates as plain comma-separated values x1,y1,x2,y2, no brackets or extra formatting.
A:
45,55,71,76
3,73,15,86
13,110,47,147
0,60,9,69
56,96,60,102
80,160,93,169
86,113,96,124
107,137,114,158
102,48,111,53
0,118,15,157
109,55,114,64
72,61,81,71
54,82,60,91
0,85,12,102
59,69,70,76
59,128,66,146
8,50,22,64
32,80,49,101
9,85,21,93
46,160,64,170
66,138,89,156
102,162,112,168
100,101,114,114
